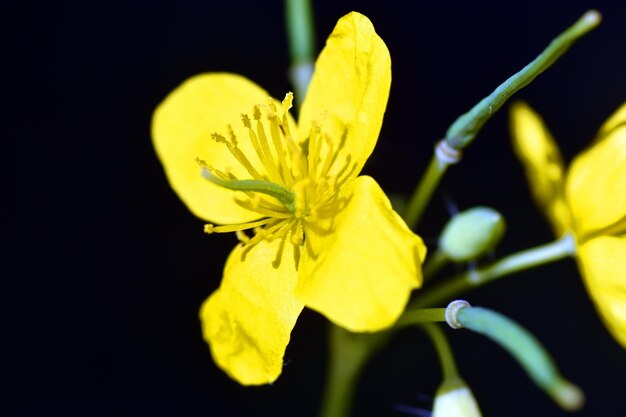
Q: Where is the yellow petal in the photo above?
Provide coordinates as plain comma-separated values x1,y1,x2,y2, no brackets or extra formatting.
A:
296,176,426,332
565,122,626,237
578,236,626,348
298,12,391,178
199,237,304,385
152,73,291,224
597,102,626,138
509,102,570,235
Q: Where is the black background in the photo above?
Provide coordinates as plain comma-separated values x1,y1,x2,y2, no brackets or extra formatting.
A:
6,1,626,416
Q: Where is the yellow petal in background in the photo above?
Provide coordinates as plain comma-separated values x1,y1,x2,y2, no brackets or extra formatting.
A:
199,238,304,385
297,12,391,178
597,102,626,138
152,73,284,224
566,124,626,237
509,102,571,235
578,236,626,348
296,176,426,332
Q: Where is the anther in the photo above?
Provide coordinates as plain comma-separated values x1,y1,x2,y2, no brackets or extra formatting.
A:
445,299,471,329
241,113,252,129
204,224,215,234
227,125,237,145
282,92,294,112
211,133,228,144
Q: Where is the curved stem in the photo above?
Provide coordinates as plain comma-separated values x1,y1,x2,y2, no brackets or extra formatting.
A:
403,11,600,229
446,10,601,149
404,145,454,230
422,323,459,380
457,306,584,411
409,234,575,309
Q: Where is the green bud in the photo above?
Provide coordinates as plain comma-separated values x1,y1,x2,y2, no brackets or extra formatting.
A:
439,206,506,262
433,377,482,417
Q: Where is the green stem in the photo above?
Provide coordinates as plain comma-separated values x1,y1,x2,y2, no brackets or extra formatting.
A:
403,11,601,229
404,153,449,230
395,308,446,328
319,310,446,417
422,323,459,380
446,10,601,149
409,234,575,309
422,249,450,282
319,324,390,417
457,306,584,411
285,0,316,107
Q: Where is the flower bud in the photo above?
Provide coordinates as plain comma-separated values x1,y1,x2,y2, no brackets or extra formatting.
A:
432,378,482,417
439,206,506,262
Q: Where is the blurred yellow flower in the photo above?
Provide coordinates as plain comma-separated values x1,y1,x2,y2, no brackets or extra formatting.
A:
152,12,426,385
510,101,626,347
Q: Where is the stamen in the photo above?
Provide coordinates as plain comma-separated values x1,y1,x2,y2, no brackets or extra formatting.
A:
235,196,292,219
303,218,333,237
242,220,290,252
210,131,263,180
272,231,289,268
307,122,322,180
290,221,304,246
249,116,282,184
267,112,295,186
333,158,358,190
204,218,275,234
281,92,294,139
293,179,310,219
236,230,251,244
284,134,308,180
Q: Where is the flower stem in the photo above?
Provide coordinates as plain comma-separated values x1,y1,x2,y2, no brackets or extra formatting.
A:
403,11,601,229
422,323,459,380
395,308,446,328
285,0,316,107
409,233,576,309
404,151,450,230
318,324,390,417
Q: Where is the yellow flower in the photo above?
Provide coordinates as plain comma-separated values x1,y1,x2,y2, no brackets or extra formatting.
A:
510,101,626,347
151,12,426,385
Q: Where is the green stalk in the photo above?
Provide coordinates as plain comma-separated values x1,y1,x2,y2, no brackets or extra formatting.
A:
318,324,390,417
403,11,601,230
285,0,316,107
422,323,459,380
446,10,601,149
395,308,446,328
409,234,575,309
457,306,584,411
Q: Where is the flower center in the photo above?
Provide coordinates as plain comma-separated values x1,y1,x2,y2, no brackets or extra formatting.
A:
200,92,357,253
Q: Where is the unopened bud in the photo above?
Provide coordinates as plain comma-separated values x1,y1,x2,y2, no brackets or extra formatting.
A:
439,206,506,262
433,378,482,417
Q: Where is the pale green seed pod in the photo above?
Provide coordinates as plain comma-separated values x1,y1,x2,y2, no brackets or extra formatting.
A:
439,206,506,262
